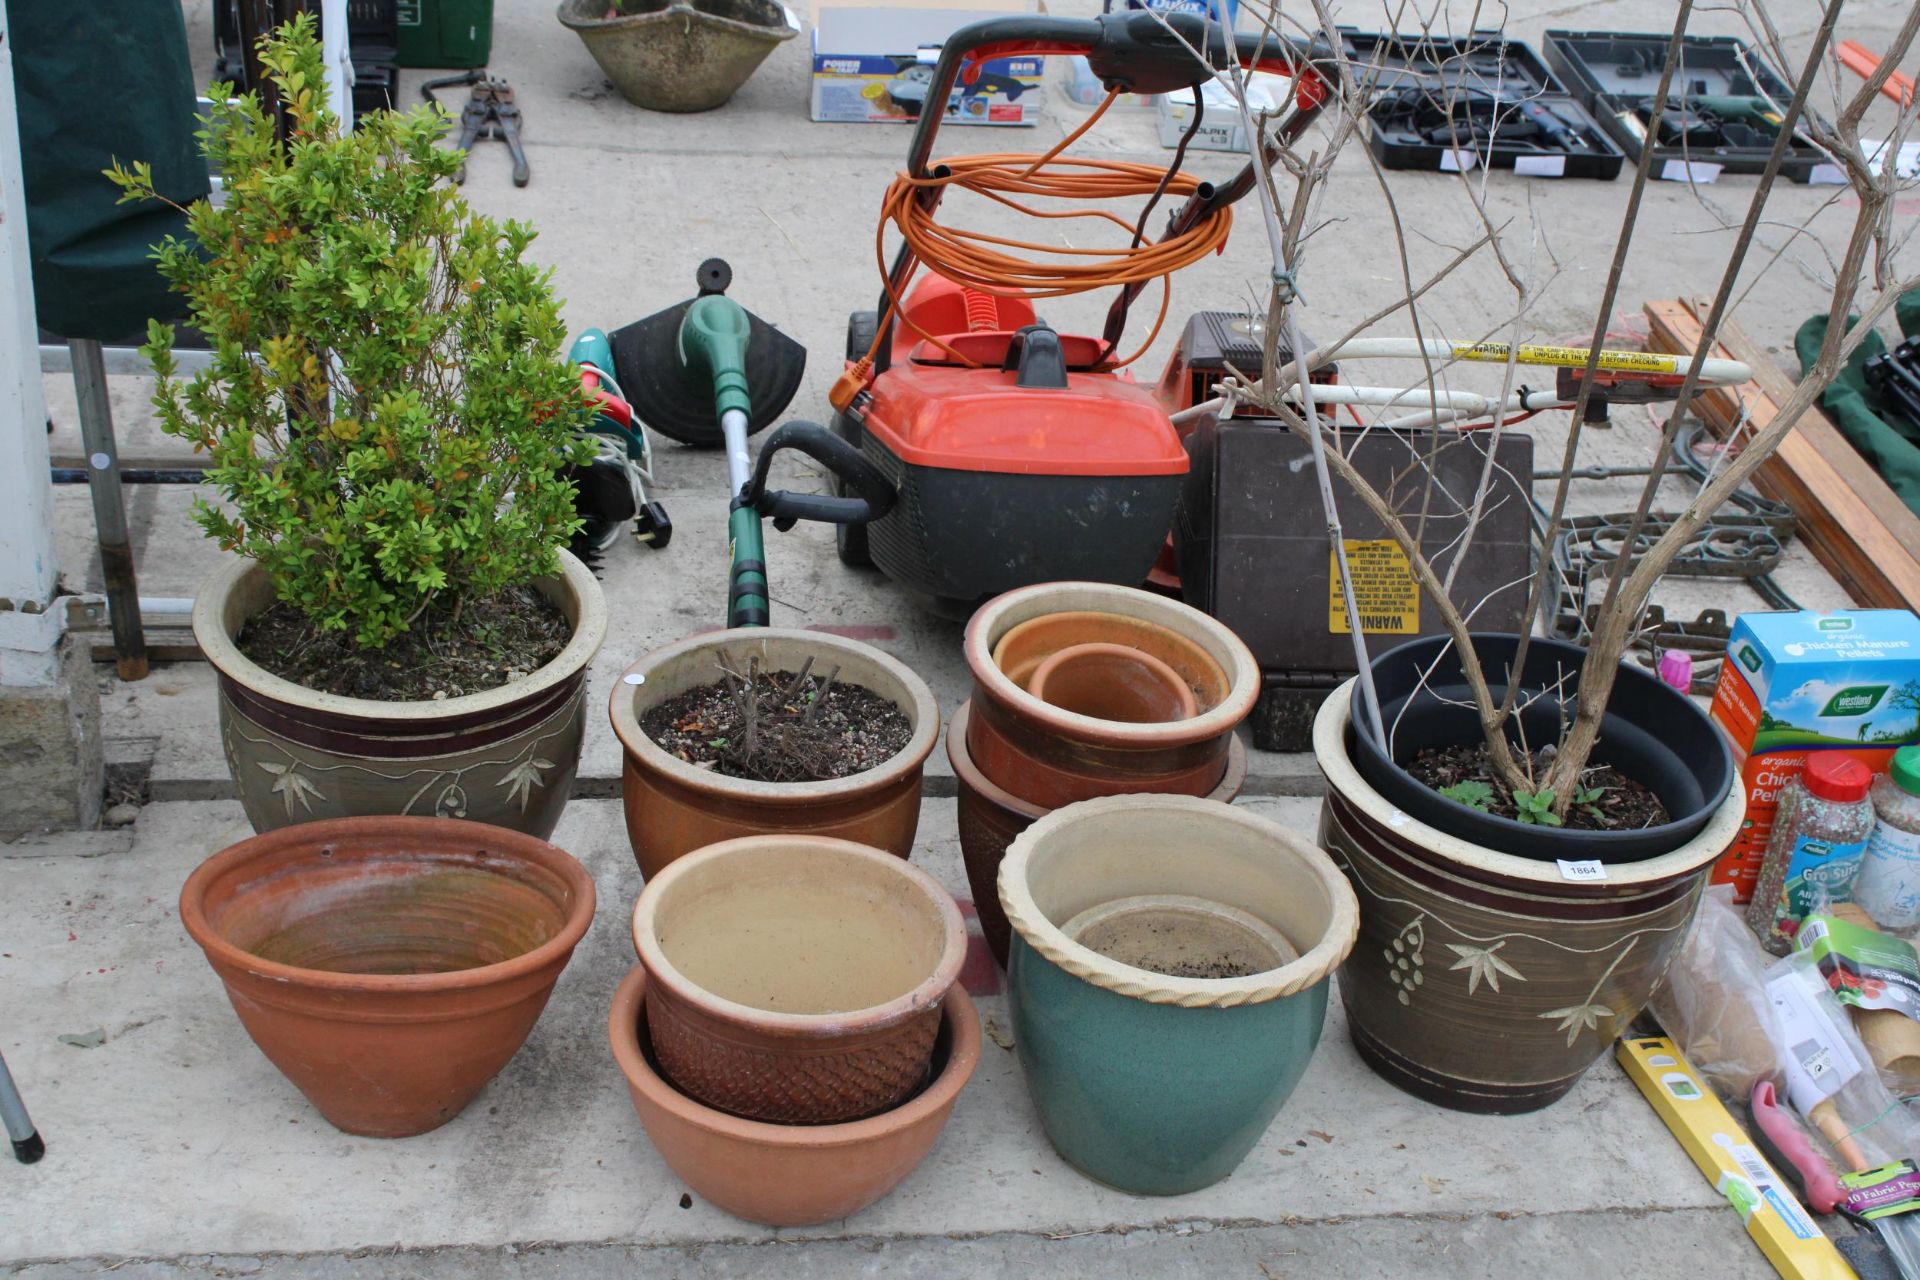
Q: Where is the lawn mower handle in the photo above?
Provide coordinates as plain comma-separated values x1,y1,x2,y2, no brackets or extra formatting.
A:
739,421,897,530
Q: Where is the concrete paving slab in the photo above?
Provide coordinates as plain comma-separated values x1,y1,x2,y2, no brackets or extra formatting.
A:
1,796,1779,1276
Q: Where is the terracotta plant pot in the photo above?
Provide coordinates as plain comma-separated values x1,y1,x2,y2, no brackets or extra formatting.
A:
951,699,1247,967
1314,680,1746,1114
993,610,1227,703
631,835,967,1123
1028,643,1198,724
557,0,800,114
964,583,1259,810
608,628,939,879
179,816,595,1138
999,794,1358,1195
192,551,607,839
610,963,980,1226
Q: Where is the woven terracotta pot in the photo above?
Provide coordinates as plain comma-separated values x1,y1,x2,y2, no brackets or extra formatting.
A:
193,551,606,839
951,699,1248,967
608,628,939,879
630,835,967,1124
964,583,1259,810
609,963,980,1226
1313,681,1745,1114
179,816,595,1137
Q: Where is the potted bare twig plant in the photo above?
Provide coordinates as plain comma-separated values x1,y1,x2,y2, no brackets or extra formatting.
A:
1157,1,1919,1111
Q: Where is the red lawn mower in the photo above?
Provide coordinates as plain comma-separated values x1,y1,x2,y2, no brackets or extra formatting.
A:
825,10,1335,613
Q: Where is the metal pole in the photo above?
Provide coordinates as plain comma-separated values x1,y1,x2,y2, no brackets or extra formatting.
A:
0,1050,43,1163
68,338,147,681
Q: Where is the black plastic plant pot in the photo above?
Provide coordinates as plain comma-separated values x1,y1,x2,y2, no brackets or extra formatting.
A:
1348,633,1735,863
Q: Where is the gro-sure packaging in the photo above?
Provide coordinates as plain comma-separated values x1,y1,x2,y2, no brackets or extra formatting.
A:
1710,609,1920,903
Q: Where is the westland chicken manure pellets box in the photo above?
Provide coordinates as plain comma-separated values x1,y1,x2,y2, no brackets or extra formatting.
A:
810,0,1046,126
1710,609,1920,902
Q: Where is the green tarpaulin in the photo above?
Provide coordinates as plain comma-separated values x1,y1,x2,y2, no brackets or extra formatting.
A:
8,0,209,340
1795,290,1920,519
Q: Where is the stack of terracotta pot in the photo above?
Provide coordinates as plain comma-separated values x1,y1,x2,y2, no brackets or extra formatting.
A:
611,834,979,1227
954,582,1262,965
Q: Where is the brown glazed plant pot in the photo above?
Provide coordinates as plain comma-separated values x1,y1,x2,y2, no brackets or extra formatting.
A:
179,816,596,1137
1028,642,1198,724
951,699,1248,968
608,628,939,879
993,610,1228,703
192,552,607,839
609,963,980,1227
1312,681,1746,1114
964,583,1259,810
630,835,967,1124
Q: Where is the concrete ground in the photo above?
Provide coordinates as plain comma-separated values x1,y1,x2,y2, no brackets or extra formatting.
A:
11,0,1920,1273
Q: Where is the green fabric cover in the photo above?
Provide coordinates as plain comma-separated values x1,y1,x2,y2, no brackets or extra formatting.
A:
8,0,209,340
1794,290,1920,518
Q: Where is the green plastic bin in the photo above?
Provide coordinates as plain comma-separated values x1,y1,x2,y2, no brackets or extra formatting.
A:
395,0,493,67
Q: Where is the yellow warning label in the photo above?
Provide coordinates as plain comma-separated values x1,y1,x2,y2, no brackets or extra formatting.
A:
1330,540,1419,635
1448,342,1680,374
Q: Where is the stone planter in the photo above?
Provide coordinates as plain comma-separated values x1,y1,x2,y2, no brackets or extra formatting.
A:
630,834,966,1123
999,794,1358,1195
192,552,606,840
179,816,595,1137
608,628,939,879
1314,680,1747,1114
952,699,1248,968
963,583,1259,810
610,963,980,1226
557,0,799,113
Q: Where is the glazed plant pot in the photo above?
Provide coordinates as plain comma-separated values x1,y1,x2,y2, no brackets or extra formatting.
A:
1028,643,1198,724
610,962,980,1226
1349,632,1736,862
964,582,1259,810
608,628,939,879
558,0,800,113
179,816,595,1138
631,835,967,1124
993,610,1228,703
999,794,1358,1195
951,699,1248,967
193,552,607,839
1315,680,1746,1114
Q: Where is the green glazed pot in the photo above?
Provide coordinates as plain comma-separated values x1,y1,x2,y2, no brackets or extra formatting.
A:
999,794,1359,1195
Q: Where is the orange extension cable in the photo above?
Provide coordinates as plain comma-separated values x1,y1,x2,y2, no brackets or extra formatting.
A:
829,91,1235,411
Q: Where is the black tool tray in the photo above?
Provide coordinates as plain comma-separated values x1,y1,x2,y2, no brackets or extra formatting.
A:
1337,28,1627,180
1543,30,1833,183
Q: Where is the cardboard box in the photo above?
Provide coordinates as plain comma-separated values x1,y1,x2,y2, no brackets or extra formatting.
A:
1156,77,1274,151
810,0,1045,126
1709,609,1920,902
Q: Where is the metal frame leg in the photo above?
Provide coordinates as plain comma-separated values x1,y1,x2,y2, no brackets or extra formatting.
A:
0,1050,43,1164
68,337,148,681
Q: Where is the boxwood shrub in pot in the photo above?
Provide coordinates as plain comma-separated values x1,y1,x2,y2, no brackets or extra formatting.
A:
108,18,604,837
1313,637,1744,1114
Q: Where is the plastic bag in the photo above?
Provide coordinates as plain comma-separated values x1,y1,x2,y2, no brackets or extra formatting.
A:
1650,884,1783,1097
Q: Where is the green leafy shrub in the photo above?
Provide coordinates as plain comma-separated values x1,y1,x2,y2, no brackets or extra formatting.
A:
107,16,587,650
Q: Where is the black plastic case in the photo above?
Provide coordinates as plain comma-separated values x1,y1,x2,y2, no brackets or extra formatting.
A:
1543,30,1833,183
1338,28,1627,180
215,0,400,121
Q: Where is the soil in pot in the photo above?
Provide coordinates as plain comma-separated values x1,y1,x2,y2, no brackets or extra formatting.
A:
640,657,912,782
1064,895,1299,980
1408,742,1671,832
236,584,569,701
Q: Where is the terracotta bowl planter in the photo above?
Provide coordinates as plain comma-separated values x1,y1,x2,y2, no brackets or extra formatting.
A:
964,583,1259,810
631,835,967,1123
1000,794,1358,1195
179,816,595,1138
610,963,980,1226
193,551,607,839
1028,643,1197,723
608,628,939,879
557,0,800,114
951,699,1247,968
993,610,1228,703
1314,680,1746,1114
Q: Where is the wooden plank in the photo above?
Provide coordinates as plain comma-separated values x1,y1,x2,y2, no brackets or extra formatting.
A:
1644,298,1920,612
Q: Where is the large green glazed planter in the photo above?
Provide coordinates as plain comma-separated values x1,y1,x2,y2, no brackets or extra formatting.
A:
999,794,1359,1195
